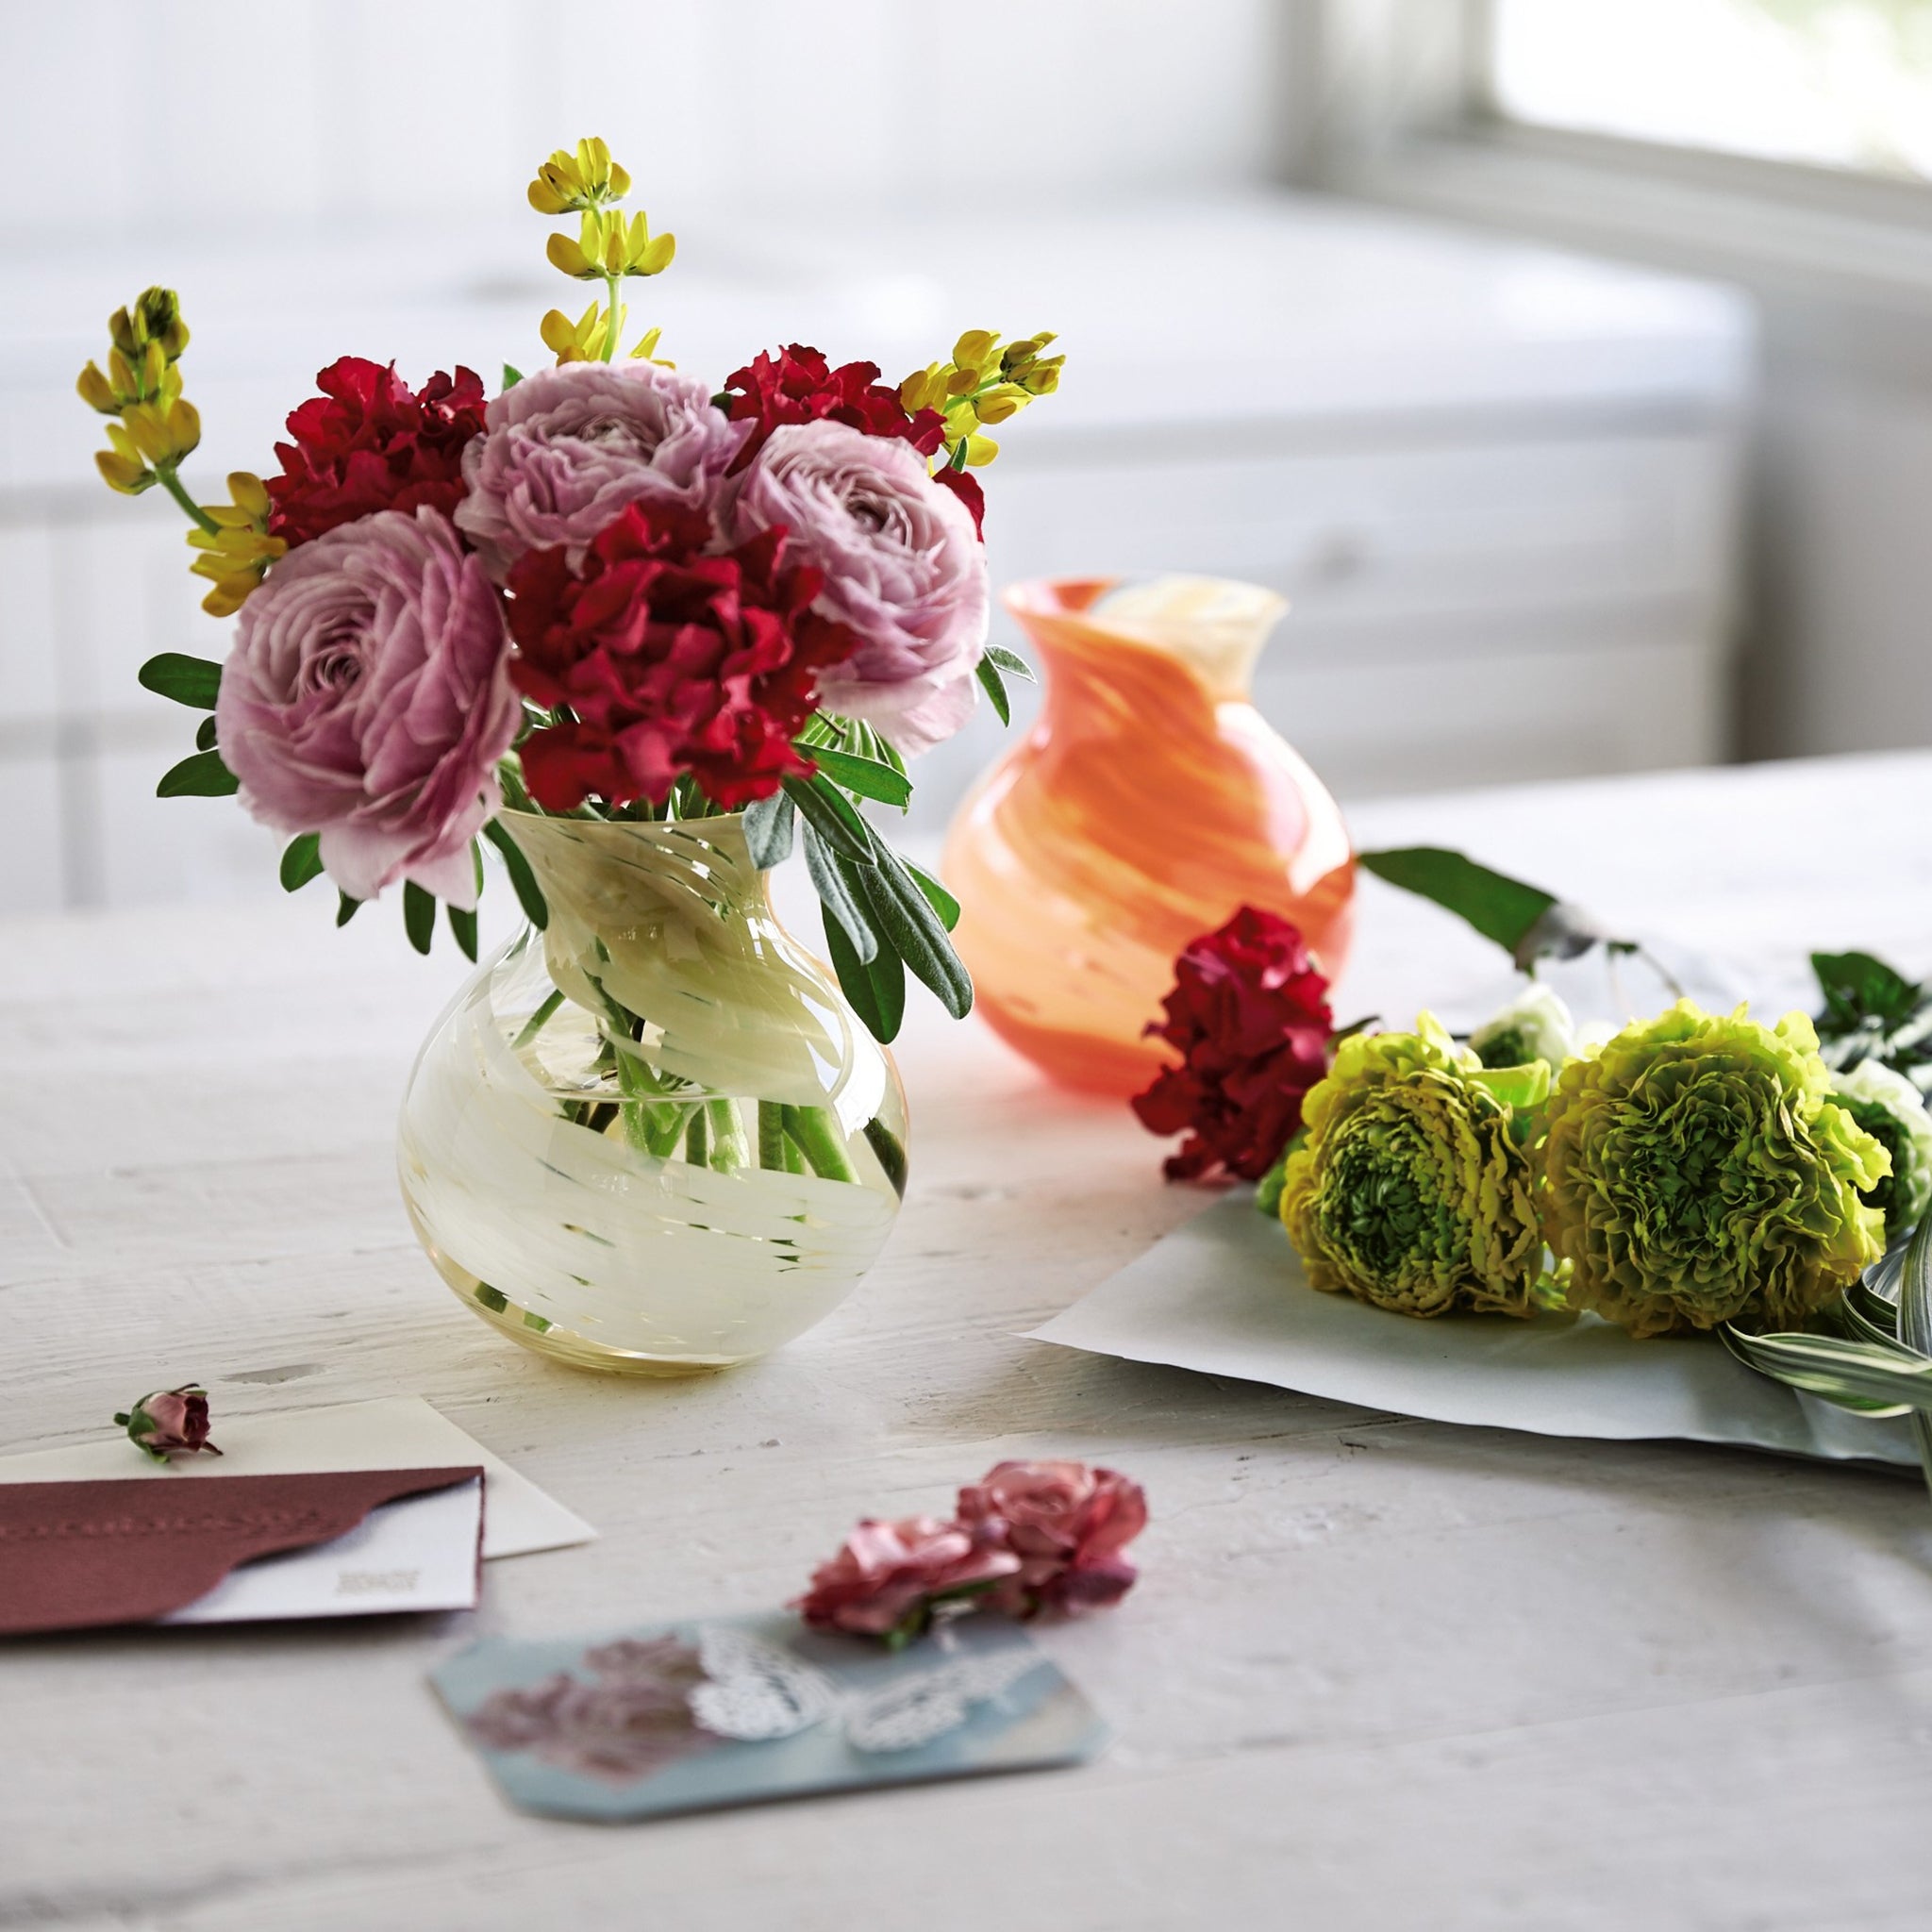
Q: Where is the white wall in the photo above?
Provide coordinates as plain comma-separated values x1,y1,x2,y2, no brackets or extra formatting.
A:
0,0,1287,244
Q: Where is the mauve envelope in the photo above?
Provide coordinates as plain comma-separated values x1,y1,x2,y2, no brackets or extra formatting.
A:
0,1465,483,1637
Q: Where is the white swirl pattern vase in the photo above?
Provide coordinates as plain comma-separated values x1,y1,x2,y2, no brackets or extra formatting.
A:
397,811,908,1374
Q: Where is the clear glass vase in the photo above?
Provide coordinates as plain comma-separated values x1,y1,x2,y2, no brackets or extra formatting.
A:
397,811,908,1374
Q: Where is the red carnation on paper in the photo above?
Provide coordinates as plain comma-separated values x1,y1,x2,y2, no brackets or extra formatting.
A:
506,501,858,812
1132,906,1335,1182
719,344,946,466
265,357,489,548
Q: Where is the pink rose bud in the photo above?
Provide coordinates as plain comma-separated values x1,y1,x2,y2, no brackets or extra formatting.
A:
791,1514,1021,1647
114,1385,221,1463
956,1460,1147,1619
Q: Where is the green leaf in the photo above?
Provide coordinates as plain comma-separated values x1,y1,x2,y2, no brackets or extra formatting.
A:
278,832,324,892
482,818,549,929
502,363,524,391
904,858,960,932
855,836,973,1019
806,743,914,808
782,774,870,862
742,790,796,869
1898,1212,1932,1503
982,643,1035,683
404,881,436,956
1357,847,1557,961
448,900,479,963
802,824,877,963
138,653,222,708
1813,950,1924,1036
336,891,362,927
194,714,218,751
974,653,1011,727
156,748,239,797
823,897,906,1043
1720,1323,1932,1413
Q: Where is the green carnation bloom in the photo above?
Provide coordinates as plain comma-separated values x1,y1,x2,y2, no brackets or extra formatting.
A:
1279,1014,1549,1319
1542,1002,1888,1338
1830,1057,1932,1242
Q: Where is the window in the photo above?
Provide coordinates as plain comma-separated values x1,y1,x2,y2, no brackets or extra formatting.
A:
1490,0,1932,182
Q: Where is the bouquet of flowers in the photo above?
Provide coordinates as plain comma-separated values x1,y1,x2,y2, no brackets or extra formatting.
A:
1132,848,1932,1497
78,137,1058,1043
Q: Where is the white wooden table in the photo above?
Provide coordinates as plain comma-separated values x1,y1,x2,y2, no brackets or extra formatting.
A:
7,752,1932,1931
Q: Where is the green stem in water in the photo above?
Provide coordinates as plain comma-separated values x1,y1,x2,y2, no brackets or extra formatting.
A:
862,1118,908,1198
512,989,565,1051
780,1104,857,1184
684,1105,709,1167
156,463,222,536
758,1100,789,1171
706,1098,749,1172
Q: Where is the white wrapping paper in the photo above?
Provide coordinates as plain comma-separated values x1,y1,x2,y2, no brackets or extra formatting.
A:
1030,1195,1920,1470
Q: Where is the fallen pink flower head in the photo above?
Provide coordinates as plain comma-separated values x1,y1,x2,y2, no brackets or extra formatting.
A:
956,1459,1147,1619
792,1514,1020,1645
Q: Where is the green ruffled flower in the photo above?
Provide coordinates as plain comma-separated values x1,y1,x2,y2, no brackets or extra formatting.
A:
1543,1002,1888,1338
1830,1057,1932,1242
1278,1015,1550,1319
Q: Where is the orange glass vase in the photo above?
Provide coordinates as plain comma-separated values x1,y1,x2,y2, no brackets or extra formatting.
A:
942,576,1355,1096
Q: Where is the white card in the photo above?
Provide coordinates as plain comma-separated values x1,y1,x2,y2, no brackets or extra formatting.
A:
0,1397,593,1559
161,1475,484,1624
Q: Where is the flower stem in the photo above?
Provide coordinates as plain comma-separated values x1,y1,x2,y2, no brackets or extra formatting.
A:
684,1105,709,1167
601,274,621,360
512,989,565,1051
780,1104,857,1184
156,463,222,536
758,1100,788,1170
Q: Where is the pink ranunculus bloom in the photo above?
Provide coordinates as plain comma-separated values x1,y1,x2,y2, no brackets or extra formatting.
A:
792,1514,1021,1641
454,361,749,582
719,419,989,757
215,507,518,907
957,1461,1148,1619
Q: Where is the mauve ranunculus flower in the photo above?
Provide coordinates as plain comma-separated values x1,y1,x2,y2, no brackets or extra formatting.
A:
216,508,518,906
455,361,748,581
956,1461,1148,1619
114,1385,220,1462
792,1514,1020,1642
720,420,989,755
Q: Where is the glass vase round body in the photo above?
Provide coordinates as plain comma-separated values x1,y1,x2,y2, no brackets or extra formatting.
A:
942,576,1355,1096
397,812,907,1374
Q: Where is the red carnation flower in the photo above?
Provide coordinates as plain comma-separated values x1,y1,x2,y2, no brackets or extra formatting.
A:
1132,907,1335,1183
507,501,858,812
932,466,986,538
265,357,489,548
719,344,946,466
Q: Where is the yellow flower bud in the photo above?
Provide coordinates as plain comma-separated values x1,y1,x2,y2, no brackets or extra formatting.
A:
547,229,596,279
95,448,152,494
963,434,999,466
526,137,631,214
953,328,999,375
76,361,120,415
227,471,270,521
122,403,175,467
165,398,201,459
628,325,672,367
